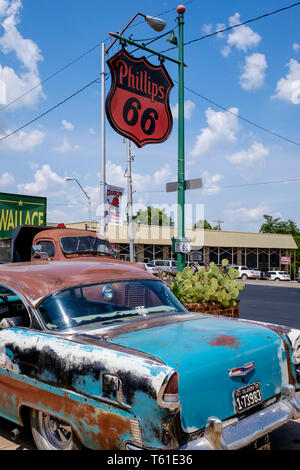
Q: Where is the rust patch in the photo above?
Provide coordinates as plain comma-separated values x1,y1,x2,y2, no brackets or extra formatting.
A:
209,334,240,349
0,374,131,449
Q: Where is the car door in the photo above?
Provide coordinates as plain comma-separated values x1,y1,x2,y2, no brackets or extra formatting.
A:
0,285,39,423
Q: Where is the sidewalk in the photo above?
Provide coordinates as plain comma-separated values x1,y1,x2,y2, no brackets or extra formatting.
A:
240,279,299,289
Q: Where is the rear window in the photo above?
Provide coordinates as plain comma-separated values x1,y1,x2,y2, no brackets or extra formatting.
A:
60,236,114,256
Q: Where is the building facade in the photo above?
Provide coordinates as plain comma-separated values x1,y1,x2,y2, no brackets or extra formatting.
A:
65,221,298,275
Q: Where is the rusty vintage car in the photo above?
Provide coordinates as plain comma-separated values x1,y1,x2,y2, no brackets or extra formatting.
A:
0,260,300,450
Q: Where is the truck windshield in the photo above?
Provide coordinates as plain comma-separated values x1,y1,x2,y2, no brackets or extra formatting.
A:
60,236,115,256
37,280,186,331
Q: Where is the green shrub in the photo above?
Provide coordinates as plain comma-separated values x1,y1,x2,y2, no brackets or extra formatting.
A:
169,259,245,307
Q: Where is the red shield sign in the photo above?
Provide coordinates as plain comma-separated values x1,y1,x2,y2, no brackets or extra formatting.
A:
105,48,174,148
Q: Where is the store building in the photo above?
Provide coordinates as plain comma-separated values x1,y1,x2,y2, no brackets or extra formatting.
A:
65,221,298,274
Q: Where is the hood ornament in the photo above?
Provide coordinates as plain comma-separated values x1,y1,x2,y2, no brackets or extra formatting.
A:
228,362,255,377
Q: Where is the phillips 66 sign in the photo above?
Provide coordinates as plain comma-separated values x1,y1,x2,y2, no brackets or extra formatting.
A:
105,48,174,148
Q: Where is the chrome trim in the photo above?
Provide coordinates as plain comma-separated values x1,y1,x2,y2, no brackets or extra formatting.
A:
180,386,300,450
228,361,255,377
130,419,143,446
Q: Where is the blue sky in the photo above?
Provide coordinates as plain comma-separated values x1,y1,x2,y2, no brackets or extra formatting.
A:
0,0,299,232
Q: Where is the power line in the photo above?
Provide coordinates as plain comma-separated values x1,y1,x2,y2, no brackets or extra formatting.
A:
135,178,300,193
157,1,300,55
0,78,99,144
183,84,300,147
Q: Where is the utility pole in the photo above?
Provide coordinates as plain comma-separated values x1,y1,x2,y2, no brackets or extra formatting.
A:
126,139,134,262
214,219,224,230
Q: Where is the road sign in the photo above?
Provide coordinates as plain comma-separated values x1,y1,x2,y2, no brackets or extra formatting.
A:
173,236,191,253
281,256,291,265
105,48,174,148
166,178,203,192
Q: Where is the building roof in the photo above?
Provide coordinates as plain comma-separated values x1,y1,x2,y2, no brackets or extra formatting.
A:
0,260,154,306
65,222,298,250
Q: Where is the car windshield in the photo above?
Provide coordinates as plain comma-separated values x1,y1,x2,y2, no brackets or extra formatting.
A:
37,280,186,332
60,236,115,256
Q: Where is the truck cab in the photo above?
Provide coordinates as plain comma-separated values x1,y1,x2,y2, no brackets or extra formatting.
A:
9,225,116,263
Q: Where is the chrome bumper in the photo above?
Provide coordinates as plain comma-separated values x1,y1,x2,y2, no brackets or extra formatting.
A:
180,385,300,450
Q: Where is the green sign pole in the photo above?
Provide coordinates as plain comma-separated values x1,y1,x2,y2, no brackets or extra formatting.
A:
176,5,185,272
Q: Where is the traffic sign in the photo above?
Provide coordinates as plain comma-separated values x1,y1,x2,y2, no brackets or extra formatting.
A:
166,178,203,192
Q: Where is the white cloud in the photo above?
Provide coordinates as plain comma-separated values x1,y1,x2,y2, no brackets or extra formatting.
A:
53,136,79,154
273,58,300,104
224,202,269,221
171,100,195,120
240,53,267,90
226,141,269,166
0,171,14,187
293,43,300,53
0,128,45,151
61,120,74,131
191,107,240,157
18,164,66,196
202,171,223,195
202,24,212,34
0,0,44,110
153,164,173,185
221,12,261,57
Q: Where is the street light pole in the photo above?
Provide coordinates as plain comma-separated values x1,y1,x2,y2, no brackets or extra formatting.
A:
65,177,92,230
176,4,186,272
99,42,106,237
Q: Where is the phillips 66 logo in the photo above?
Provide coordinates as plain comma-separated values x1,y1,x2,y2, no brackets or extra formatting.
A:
105,49,174,148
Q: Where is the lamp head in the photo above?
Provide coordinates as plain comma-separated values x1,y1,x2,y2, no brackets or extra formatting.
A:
144,15,166,32
166,30,178,46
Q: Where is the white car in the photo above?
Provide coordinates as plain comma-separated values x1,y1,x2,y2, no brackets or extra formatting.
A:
266,270,291,281
151,260,177,273
138,262,159,274
231,265,261,280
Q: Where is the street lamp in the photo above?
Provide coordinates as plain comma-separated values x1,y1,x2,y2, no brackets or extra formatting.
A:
99,11,167,259
65,177,92,230
107,5,186,270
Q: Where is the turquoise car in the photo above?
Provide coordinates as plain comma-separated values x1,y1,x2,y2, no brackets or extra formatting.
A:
0,260,300,451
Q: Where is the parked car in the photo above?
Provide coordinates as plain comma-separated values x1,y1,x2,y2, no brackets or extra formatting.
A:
296,276,300,283
138,262,159,274
232,265,261,280
151,259,177,273
266,271,291,281
0,260,300,450
186,262,208,272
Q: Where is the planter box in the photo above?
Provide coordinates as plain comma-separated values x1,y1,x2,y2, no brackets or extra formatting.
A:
184,301,239,318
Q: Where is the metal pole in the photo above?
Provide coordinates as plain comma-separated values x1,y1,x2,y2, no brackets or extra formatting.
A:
177,5,185,272
100,42,106,236
88,198,92,230
126,139,134,262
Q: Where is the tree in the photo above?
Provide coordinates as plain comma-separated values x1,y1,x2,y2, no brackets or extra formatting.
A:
132,206,174,227
260,215,299,236
259,214,300,279
193,219,212,230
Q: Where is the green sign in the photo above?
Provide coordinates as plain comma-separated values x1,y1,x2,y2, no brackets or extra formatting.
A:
0,192,47,239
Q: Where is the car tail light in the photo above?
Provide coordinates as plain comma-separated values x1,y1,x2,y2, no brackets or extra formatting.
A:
159,372,180,411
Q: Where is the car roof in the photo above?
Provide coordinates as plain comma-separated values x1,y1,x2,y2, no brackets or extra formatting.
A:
0,260,156,307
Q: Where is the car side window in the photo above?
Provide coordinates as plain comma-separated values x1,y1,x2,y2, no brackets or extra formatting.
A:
38,241,55,258
0,285,31,329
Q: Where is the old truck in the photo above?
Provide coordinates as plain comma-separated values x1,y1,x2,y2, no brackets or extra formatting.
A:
0,224,117,264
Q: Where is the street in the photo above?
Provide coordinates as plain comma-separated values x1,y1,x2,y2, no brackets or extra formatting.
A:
1,280,300,451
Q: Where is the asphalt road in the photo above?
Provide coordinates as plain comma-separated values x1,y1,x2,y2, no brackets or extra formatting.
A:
239,281,300,329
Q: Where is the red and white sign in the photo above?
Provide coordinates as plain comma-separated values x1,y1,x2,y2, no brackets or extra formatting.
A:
105,48,174,148
106,185,124,225
281,256,291,265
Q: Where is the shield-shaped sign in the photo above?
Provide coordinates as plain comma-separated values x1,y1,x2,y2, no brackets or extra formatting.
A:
105,48,174,148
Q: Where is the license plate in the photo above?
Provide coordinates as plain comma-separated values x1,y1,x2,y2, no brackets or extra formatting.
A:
234,382,262,413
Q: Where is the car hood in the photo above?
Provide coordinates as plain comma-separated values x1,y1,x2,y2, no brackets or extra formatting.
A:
103,314,289,432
